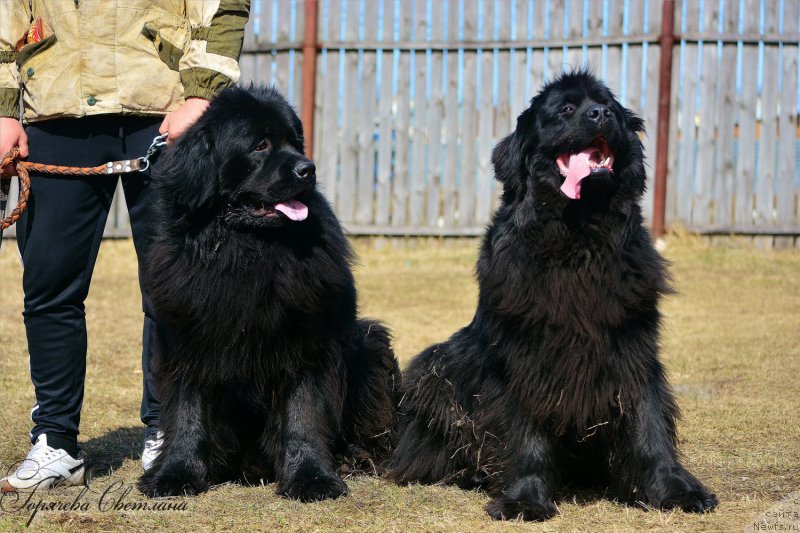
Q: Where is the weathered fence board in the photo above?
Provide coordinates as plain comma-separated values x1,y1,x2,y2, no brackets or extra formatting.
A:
693,1,717,228
676,35,698,226
427,0,445,229
680,0,799,234
735,0,761,230
755,4,780,229
442,6,460,229
461,50,478,228
316,0,340,209
712,0,739,226
393,50,411,228
778,1,799,227
337,1,359,223
409,0,428,227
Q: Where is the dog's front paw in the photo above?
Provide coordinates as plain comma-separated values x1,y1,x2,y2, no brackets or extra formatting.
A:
486,495,557,521
642,468,718,513
277,463,348,502
138,461,209,498
662,490,718,513
660,482,718,513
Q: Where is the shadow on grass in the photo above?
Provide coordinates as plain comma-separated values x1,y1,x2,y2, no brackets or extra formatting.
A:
80,426,145,477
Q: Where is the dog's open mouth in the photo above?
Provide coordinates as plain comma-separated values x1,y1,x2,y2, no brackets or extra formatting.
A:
556,138,615,200
240,198,309,221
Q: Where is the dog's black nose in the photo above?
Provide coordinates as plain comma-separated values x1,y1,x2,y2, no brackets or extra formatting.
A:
294,161,316,180
586,104,612,123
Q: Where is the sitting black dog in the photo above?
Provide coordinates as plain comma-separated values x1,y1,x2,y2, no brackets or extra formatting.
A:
138,87,400,501
386,71,718,520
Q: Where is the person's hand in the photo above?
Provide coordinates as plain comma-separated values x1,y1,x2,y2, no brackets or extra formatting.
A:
1,117,28,178
159,97,210,144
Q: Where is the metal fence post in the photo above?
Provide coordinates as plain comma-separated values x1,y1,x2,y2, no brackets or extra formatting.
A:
653,0,676,238
301,0,319,158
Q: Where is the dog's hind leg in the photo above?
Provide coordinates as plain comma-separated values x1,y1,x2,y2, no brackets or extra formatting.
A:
385,417,475,485
276,371,349,502
342,319,401,471
385,351,480,486
138,381,210,497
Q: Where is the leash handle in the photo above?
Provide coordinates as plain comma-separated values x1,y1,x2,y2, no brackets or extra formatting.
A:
0,148,31,231
0,177,9,248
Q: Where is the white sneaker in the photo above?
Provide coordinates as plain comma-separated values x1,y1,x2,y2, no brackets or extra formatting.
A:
141,427,164,472
0,434,84,492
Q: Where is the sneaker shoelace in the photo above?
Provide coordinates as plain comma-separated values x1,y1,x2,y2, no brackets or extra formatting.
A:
17,442,63,479
143,430,163,451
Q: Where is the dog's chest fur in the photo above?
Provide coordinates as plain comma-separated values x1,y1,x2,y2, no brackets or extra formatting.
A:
148,224,357,384
476,212,669,436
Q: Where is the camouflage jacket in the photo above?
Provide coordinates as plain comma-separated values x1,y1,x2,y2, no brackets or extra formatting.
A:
0,0,250,122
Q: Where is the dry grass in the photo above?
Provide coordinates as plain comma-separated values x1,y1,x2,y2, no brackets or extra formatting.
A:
0,234,798,532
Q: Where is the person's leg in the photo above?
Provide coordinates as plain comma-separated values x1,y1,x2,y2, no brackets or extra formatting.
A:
117,117,164,430
15,118,120,455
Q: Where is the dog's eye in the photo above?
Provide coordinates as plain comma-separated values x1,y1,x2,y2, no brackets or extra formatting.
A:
560,104,575,114
254,139,271,152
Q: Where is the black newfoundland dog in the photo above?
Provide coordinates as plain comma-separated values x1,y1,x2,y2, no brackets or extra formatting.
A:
386,71,717,520
138,87,400,501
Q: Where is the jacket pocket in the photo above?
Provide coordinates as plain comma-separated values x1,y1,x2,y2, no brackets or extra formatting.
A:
16,34,58,68
141,23,188,71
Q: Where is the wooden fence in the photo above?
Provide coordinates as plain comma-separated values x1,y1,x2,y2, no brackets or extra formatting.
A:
3,0,799,240
245,0,666,235
667,0,800,243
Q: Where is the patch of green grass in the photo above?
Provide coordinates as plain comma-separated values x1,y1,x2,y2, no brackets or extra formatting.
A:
1,235,798,531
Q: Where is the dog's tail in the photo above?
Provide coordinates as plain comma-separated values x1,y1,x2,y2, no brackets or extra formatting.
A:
341,319,401,473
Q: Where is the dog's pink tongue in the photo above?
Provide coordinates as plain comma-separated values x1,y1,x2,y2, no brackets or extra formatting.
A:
274,200,308,221
559,149,594,200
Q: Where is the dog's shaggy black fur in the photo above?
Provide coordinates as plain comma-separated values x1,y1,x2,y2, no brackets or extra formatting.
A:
137,86,400,501
386,71,717,520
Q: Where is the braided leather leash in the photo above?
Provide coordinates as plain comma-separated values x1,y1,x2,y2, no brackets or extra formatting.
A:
0,147,31,231
0,133,166,231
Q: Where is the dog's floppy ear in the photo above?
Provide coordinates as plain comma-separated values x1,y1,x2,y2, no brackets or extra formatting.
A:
492,103,537,194
491,132,521,185
153,124,218,214
624,108,645,135
611,98,645,136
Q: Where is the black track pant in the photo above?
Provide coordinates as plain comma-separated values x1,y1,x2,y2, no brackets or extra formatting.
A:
16,115,162,447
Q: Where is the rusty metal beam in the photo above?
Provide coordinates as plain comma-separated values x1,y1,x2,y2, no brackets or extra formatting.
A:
301,0,319,158
652,0,676,239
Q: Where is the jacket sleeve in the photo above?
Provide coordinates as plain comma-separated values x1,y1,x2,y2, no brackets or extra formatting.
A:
181,0,251,100
0,1,31,118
